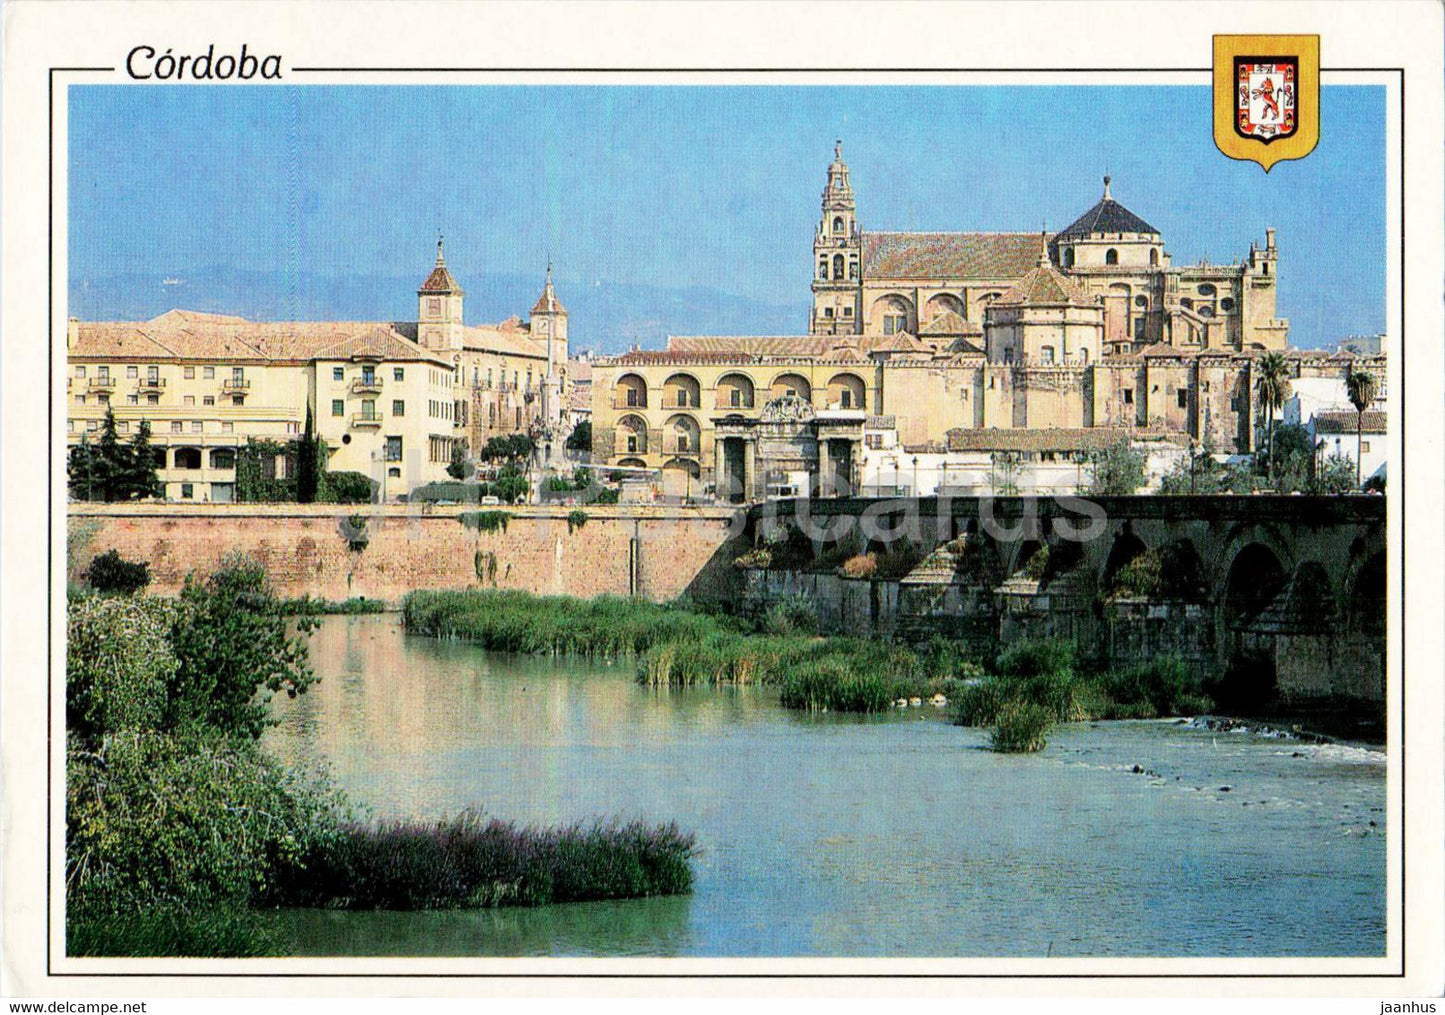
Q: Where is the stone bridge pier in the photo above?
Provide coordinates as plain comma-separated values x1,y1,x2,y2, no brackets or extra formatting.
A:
748,495,1386,705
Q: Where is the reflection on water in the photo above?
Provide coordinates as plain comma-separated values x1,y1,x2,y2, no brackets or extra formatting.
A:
263,615,1386,958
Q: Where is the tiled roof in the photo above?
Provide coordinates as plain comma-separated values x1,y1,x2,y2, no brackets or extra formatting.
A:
992,262,1095,308
1314,410,1386,434
419,264,461,293
861,232,1046,279
73,310,452,365
919,309,981,336
945,426,1187,453
667,335,839,357
870,332,929,354
1058,180,1159,237
460,324,547,359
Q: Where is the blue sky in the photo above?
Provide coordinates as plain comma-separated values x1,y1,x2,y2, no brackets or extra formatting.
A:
69,84,1385,349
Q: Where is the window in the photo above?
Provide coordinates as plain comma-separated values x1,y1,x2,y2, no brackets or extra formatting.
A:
147,367,159,383
221,422,234,434
87,420,99,431
1361,441,1371,453
184,367,196,379
1176,389,1187,409
75,366,86,378
170,421,182,433
1134,295,1148,307
68,420,74,432
97,366,110,380
286,422,299,435
1105,249,1119,265
362,399,377,420
203,395,214,406
393,399,406,417
184,395,195,406
232,396,244,406
75,394,85,405
1149,249,1159,267
232,367,244,382
1040,345,1055,365
833,254,845,280
627,433,639,453
843,306,853,316
1220,298,1235,312
333,367,344,381
824,307,833,318
203,366,215,379
181,483,194,499
361,365,375,384
1062,248,1074,268
832,216,844,233
191,421,204,433
385,436,402,462
1197,283,1216,296
126,366,138,378
118,421,129,433
147,395,159,406
394,368,404,381
1122,389,1134,405
389,467,401,478
332,399,344,416
819,259,829,279
427,297,441,317
97,394,109,405
127,394,138,405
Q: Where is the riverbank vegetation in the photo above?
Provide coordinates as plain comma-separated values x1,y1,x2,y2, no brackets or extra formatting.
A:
66,557,698,957
403,591,1218,744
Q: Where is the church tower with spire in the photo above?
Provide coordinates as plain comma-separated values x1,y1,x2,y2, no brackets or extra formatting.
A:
530,262,569,424
810,141,863,337
418,235,464,351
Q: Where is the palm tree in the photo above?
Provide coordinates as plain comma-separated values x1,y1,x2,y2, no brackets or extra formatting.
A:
1345,364,1379,489
1254,351,1292,485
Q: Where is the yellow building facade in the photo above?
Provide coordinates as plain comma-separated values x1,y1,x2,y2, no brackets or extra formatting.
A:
67,243,569,501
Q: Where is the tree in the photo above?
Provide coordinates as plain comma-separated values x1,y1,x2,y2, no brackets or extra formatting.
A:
1254,351,1293,485
167,553,319,739
1345,364,1378,489
1088,440,1147,495
565,420,592,453
68,433,98,502
86,549,152,595
481,433,534,465
1259,422,1313,492
123,420,161,500
296,405,319,504
1312,452,1359,495
447,439,474,480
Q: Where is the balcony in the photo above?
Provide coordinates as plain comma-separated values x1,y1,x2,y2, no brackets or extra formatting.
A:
660,398,701,412
352,412,384,427
136,377,166,394
351,377,383,395
88,376,117,392
662,443,699,459
612,397,648,411
221,378,252,395
714,396,757,412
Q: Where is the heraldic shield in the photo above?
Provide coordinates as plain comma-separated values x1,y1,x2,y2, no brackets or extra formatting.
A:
1214,35,1319,171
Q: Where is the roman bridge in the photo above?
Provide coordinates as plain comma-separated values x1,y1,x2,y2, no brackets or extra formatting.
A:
742,495,1387,705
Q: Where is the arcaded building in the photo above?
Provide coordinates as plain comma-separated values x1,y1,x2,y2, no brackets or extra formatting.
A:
592,143,1378,501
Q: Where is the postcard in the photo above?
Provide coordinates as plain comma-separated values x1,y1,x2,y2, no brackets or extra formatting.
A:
2,0,1442,1004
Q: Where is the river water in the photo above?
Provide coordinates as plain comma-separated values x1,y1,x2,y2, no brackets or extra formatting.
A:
261,614,1386,958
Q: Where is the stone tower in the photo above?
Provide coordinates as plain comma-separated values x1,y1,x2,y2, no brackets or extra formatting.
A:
531,262,569,424
810,141,863,337
417,235,464,351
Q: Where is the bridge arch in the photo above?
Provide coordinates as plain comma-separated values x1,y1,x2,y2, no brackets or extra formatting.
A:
1100,526,1148,594
1346,549,1386,637
1222,542,1287,629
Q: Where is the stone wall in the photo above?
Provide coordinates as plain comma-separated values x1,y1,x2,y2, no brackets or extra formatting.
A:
68,503,748,604
741,569,899,638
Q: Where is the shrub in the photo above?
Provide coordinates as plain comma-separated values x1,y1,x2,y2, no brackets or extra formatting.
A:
460,510,511,533
277,595,386,615
1021,543,1050,582
85,549,152,595
595,488,620,505
874,539,926,580
1110,551,1162,599
760,595,817,637
990,699,1053,753
66,732,346,918
279,811,695,910
67,596,178,740
950,678,1010,727
995,638,1076,681
777,659,895,713
167,553,319,739
733,547,773,569
1101,656,1211,718
840,553,878,579
567,509,589,534
325,471,377,504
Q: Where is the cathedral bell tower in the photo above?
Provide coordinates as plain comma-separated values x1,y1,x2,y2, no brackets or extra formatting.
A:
418,235,464,351
810,141,863,337
531,262,569,425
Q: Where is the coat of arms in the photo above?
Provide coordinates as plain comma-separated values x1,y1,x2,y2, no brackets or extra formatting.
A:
1214,35,1319,171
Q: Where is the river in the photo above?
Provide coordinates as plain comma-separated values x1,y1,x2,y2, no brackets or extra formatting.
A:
260,614,1386,958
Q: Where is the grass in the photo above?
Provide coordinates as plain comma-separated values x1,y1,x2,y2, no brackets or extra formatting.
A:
274,811,696,910
277,595,388,615
952,641,1216,752
403,589,976,713
67,905,287,957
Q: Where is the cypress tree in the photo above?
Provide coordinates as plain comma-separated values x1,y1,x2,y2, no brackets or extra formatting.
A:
296,404,318,504
124,419,161,500
95,406,126,502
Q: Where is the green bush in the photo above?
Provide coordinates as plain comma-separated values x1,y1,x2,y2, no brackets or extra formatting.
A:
567,509,589,534
67,596,178,740
990,699,1053,753
66,732,346,918
325,471,376,504
85,548,151,595
460,510,511,533
778,659,894,713
1100,656,1211,718
167,553,319,738
760,595,817,636
995,639,1076,680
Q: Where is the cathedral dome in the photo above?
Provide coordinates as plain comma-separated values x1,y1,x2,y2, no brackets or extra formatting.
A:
1058,177,1159,238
